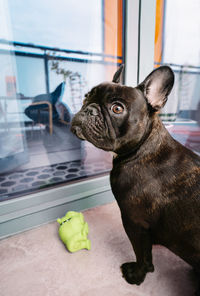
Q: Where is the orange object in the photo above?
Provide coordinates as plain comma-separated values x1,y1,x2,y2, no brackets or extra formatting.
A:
103,0,123,79
104,0,123,62
154,0,165,67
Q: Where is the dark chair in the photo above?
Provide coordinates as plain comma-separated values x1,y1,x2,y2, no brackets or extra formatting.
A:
25,82,72,134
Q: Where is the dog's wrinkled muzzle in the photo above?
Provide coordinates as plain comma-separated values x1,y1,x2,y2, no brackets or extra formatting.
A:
71,103,101,141
71,102,115,151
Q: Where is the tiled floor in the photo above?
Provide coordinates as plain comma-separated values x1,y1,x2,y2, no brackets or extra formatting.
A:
0,159,112,201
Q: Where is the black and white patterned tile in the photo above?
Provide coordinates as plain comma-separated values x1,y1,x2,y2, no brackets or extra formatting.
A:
0,160,112,201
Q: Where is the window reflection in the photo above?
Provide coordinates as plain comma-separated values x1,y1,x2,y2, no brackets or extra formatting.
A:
154,0,200,155
0,0,125,201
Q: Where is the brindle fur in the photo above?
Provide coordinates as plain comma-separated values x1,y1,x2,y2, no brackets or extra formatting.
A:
71,66,200,295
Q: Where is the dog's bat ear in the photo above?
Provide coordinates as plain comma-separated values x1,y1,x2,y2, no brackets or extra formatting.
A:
138,66,174,111
112,64,125,84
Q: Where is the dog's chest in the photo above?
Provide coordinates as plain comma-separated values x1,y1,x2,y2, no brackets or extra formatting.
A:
110,162,159,216
110,162,165,230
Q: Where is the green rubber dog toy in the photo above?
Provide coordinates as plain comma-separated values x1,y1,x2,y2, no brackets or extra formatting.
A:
57,211,91,253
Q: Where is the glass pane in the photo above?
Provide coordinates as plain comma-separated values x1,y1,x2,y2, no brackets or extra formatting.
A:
154,0,200,155
0,0,125,201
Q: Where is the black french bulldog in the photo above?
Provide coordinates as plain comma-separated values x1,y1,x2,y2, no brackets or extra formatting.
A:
71,65,200,295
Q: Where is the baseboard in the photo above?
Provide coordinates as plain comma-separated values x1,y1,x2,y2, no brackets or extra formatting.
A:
0,175,114,239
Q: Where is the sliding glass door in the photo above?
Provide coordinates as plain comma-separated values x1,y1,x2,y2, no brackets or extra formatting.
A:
0,0,125,201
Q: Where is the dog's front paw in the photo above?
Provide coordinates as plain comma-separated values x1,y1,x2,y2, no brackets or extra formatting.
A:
120,262,154,285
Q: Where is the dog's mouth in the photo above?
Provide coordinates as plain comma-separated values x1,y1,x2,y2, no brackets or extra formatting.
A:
71,126,86,141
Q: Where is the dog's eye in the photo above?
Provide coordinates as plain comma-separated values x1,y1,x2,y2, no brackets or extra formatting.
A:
111,103,124,114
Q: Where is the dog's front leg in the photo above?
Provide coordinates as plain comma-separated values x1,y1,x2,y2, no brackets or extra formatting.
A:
121,215,154,285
